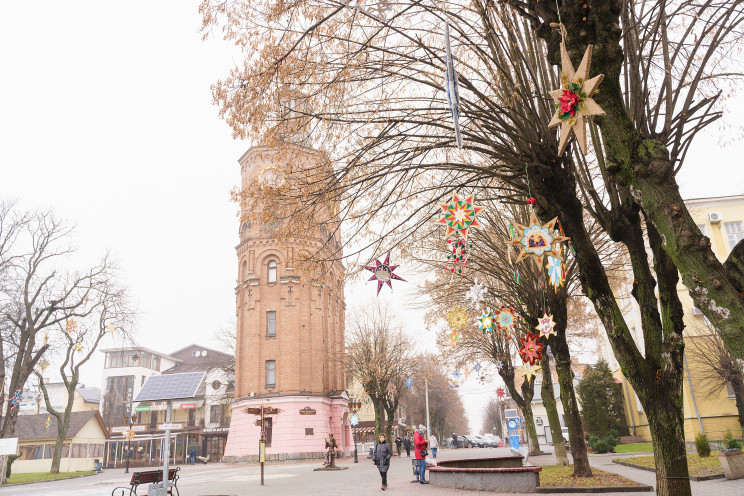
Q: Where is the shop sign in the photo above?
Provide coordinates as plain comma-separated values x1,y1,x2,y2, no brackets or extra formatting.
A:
157,423,184,430
178,403,196,409
135,405,151,412
299,406,317,415
111,425,147,433
203,427,229,433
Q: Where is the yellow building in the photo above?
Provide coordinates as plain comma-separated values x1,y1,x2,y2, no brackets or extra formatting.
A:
606,194,744,442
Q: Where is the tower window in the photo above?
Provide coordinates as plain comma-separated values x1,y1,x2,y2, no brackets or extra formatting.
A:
266,311,276,337
267,260,277,283
266,360,276,388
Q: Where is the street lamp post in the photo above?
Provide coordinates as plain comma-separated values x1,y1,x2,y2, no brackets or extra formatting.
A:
348,399,361,464
124,414,137,473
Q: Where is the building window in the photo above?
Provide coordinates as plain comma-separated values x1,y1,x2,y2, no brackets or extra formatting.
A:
210,405,221,425
725,221,744,250
726,381,737,399
267,260,277,283
305,428,314,436
266,360,276,388
71,444,87,458
266,311,276,337
188,409,196,427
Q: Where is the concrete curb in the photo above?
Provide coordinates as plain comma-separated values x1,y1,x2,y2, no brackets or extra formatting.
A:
536,485,653,493
5,471,98,486
612,460,725,482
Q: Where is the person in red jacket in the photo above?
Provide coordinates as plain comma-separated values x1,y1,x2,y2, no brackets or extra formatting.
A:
414,425,429,484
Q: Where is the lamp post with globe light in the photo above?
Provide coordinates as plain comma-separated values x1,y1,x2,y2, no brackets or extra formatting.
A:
348,399,361,463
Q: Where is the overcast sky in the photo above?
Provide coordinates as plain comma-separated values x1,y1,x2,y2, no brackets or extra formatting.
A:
2,1,742,434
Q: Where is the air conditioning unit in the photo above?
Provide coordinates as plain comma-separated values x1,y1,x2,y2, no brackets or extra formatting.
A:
692,306,703,316
709,212,723,223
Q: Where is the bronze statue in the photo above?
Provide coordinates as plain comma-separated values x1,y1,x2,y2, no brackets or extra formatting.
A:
324,434,338,468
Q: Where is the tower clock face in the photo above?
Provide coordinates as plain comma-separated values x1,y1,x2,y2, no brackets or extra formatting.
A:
258,167,285,187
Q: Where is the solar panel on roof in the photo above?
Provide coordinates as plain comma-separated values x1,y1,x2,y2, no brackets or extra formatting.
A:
134,372,205,402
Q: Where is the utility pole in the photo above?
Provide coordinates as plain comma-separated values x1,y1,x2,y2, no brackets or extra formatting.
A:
425,379,430,438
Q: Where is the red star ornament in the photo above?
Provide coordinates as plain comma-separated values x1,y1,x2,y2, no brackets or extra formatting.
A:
436,193,484,240
518,332,544,366
496,387,505,399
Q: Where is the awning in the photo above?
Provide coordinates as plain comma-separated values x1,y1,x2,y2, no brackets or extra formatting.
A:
352,427,376,434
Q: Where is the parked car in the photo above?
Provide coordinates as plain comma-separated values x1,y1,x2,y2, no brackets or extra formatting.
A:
444,437,453,448
472,435,491,447
483,434,503,447
462,435,484,448
452,435,472,448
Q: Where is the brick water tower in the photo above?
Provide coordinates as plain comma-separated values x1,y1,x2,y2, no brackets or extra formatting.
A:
223,144,350,462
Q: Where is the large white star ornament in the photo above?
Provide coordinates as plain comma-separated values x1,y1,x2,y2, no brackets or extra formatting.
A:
466,278,488,308
548,42,605,156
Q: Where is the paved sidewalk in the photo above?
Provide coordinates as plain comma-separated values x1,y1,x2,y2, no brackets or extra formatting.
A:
1,447,742,495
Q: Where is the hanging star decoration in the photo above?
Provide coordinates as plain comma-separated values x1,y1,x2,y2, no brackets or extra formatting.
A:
45,416,51,430
444,21,463,149
446,236,471,276
494,359,503,370
536,314,556,338
362,393,371,405
506,210,569,266
547,256,566,291
106,322,117,334
9,389,22,411
477,310,495,333
548,36,605,156
462,367,471,381
38,359,50,373
448,378,460,389
74,343,83,353
436,193,483,240
474,362,482,374
65,318,78,335
405,377,414,389
449,329,460,346
386,382,396,395
521,364,540,381
495,306,519,331
466,278,488,309
496,387,505,399
363,251,406,295
518,332,544,366
446,306,468,331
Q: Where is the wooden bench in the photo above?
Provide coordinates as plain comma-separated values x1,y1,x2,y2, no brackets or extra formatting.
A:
111,467,180,496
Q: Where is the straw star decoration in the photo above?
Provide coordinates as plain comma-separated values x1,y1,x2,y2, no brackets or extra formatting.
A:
521,364,540,381
436,193,483,240
506,210,569,266
536,313,556,337
548,42,605,156
363,251,406,295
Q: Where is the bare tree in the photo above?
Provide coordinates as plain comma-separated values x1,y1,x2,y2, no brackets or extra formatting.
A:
213,318,237,376
482,398,506,439
686,328,744,429
345,305,415,441
35,261,134,474
0,207,118,447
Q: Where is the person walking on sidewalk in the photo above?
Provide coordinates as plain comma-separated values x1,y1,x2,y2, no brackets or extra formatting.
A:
429,434,439,458
395,436,402,456
414,425,429,484
403,436,411,457
373,433,393,491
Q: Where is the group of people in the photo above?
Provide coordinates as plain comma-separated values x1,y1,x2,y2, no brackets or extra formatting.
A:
372,425,439,491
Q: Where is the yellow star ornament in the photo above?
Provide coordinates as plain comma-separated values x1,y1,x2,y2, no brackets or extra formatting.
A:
548,42,605,156
506,210,570,266
521,364,541,382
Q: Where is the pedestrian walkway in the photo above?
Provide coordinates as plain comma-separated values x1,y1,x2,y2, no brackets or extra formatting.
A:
1,447,743,495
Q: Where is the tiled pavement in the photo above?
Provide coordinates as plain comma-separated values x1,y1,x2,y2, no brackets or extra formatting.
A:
1,447,743,495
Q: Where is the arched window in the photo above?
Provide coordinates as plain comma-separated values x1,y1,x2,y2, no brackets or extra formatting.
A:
267,260,277,283
241,260,248,281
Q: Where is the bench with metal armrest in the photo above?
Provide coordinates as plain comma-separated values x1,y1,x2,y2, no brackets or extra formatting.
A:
111,467,180,496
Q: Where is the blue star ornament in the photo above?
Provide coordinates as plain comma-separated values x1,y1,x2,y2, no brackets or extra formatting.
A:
362,251,406,295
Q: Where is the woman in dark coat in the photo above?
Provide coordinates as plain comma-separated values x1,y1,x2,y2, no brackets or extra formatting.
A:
373,433,393,490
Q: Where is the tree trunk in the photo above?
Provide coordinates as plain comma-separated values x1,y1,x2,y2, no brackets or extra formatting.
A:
540,358,568,465
554,351,592,476
729,373,744,430
645,393,691,496
373,398,385,440
521,400,541,455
